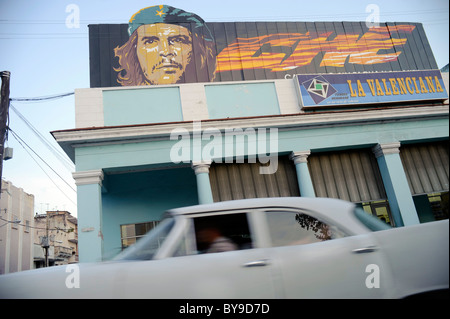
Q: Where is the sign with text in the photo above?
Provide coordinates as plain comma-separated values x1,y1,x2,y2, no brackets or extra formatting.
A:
295,70,448,108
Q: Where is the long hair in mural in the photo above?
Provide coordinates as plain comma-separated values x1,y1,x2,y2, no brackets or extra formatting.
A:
88,5,438,88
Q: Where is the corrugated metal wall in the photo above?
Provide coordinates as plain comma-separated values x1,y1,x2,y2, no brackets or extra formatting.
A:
308,149,387,203
209,156,299,202
209,142,449,203
400,141,449,195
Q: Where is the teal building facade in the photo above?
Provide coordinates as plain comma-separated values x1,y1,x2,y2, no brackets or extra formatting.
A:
52,7,449,262
53,77,449,262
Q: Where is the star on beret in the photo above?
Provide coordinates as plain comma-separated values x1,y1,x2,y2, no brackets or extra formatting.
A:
156,9,165,17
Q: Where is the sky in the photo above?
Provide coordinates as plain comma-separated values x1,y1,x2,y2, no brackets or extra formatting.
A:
0,0,448,217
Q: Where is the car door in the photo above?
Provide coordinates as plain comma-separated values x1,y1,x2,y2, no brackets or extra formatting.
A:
119,211,277,298
260,209,393,298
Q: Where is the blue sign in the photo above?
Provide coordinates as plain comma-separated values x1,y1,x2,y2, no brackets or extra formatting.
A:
295,70,448,108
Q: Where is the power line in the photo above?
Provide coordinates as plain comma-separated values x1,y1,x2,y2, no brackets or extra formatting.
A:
9,103,75,171
0,216,74,232
0,22,447,40
0,7,446,24
0,19,125,25
6,92,77,207
8,128,76,205
0,7,446,27
8,127,76,192
10,92,74,102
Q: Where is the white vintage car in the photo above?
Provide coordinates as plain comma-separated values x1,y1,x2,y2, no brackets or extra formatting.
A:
0,197,448,299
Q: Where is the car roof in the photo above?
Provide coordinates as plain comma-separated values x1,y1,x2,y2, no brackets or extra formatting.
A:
166,197,356,217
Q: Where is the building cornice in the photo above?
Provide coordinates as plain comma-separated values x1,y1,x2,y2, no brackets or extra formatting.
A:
52,104,449,161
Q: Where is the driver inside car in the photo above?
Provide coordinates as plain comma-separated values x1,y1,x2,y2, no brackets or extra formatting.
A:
196,226,238,254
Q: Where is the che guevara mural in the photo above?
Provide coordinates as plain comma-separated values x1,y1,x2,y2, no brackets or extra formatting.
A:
113,5,217,86
88,5,438,88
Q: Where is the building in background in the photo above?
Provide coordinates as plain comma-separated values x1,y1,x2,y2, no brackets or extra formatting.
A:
52,5,449,263
34,211,78,268
0,179,34,274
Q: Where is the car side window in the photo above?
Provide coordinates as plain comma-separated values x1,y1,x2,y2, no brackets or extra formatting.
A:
172,212,253,257
265,210,343,248
172,220,197,257
194,213,253,254
116,218,175,261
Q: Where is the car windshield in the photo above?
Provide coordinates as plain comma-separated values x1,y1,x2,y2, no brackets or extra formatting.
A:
115,217,175,261
353,208,392,231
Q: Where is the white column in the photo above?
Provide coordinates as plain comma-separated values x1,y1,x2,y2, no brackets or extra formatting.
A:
192,161,214,204
289,151,316,197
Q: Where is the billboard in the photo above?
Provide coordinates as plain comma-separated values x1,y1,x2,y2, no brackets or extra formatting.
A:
295,70,448,108
89,5,439,88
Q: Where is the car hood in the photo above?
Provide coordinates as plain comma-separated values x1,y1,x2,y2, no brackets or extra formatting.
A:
0,262,127,299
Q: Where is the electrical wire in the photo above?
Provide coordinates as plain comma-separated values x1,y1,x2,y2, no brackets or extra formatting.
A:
0,7,446,29
0,11,447,40
8,128,76,205
0,8,446,24
9,103,75,171
10,92,74,102
4,95,77,211
0,216,74,232
8,127,76,192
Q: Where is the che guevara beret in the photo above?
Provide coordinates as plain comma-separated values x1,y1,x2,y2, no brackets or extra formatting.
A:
127,4,214,41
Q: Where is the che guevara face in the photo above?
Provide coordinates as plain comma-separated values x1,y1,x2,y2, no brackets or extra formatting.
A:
136,23,193,85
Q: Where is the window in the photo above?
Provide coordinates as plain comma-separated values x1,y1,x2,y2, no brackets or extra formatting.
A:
428,192,449,221
414,191,449,223
173,212,253,257
172,221,197,257
25,220,30,233
353,208,391,231
120,220,160,249
116,218,174,261
360,200,393,226
11,215,19,229
193,213,253,254
265,210,345,248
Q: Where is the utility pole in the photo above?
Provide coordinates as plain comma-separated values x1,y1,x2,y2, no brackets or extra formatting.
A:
0,71,11,193
44,212,50,267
